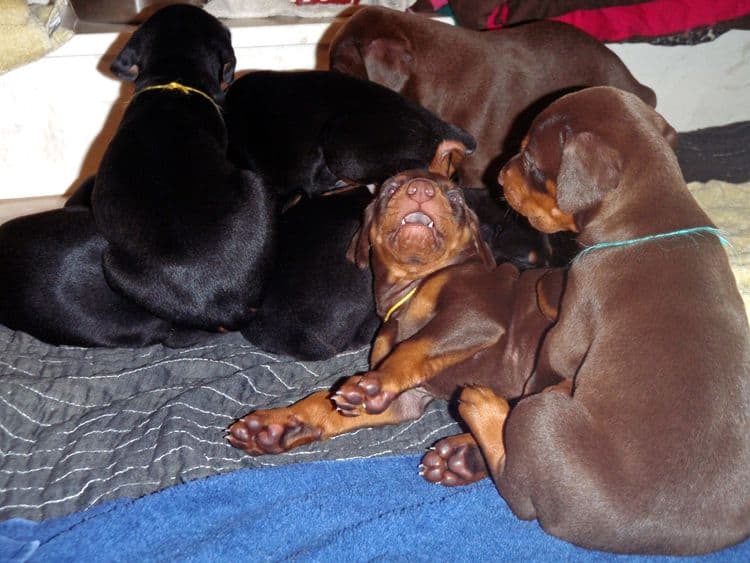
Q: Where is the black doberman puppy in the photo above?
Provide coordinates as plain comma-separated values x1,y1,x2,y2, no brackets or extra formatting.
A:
93,5,275,331
240,186,381,360
223,69,476,203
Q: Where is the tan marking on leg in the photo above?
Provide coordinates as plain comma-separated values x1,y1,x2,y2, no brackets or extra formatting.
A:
458,386,510,475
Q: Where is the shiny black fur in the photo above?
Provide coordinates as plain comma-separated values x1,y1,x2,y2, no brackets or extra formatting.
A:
93,5,275,330
241,187,380,359
0,206,210,347
224,70,477,201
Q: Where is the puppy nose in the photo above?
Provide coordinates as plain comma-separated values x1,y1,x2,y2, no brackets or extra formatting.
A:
406,179,435,203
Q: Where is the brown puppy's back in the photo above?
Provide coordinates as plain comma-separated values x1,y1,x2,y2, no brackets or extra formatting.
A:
488,87,750,555
330,7,655,188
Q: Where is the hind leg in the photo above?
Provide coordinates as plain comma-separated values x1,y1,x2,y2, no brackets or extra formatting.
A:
420,433,489,486
457,387,511,476
459,385,639,552
458,384,589,520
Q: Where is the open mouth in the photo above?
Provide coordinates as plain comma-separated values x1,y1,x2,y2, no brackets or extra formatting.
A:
401,211,434,229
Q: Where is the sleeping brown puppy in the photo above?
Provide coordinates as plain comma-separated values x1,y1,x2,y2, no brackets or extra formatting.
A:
329,6,656,189
227,170,563,464
451,87,750,555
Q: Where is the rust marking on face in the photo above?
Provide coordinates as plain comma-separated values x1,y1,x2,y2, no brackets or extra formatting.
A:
500,159,577,234
372,173,470,273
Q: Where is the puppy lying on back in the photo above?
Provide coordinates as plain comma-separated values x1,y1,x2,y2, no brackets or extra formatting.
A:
239,179,568,360
93,5,275,331
330,6,656,188
227,170,563,461
453,87,750,555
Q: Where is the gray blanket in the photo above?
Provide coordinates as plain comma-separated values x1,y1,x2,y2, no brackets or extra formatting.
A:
0,327,458,521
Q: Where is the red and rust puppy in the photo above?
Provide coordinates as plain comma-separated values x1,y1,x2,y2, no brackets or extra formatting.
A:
455,87,750,555
329,6,656,189
227,170,563,468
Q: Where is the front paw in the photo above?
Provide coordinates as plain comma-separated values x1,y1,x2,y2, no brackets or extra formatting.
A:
332,374,396,416
227,410,321,455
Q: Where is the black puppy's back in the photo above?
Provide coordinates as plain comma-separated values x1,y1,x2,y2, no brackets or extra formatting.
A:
241,187,379,360
0,208,206,347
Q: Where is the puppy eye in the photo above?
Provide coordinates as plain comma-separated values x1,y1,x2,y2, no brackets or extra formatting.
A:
522,151,533,169
384,184,398,197
447,190,462,204
522,153,546,186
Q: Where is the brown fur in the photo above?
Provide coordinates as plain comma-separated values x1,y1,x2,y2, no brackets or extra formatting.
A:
227,171,563,468
329,6,656,189
463,86,750,555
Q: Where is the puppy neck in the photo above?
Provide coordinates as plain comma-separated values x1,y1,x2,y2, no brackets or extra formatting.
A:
371,252,486,320
574,166,716,249
138,81,222,113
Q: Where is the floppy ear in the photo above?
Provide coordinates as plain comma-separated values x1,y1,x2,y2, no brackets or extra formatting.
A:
329,37,368,80
556,131,622,216
651,110,678,149
110,31,144,81
218,31,236,84
221,56,236,84
465,206,495,269
362,37,414,93
429,139,469,178
346,199,377,269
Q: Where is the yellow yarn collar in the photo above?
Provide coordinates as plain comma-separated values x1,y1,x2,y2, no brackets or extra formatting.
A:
383,287,417,322
138,81,221,113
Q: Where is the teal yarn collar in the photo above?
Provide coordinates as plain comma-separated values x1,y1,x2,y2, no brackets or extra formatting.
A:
576,226,731,260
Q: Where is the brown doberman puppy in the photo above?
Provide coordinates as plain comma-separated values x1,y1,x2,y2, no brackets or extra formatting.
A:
450,87,750,555
227,170,563,469
329,6,656,189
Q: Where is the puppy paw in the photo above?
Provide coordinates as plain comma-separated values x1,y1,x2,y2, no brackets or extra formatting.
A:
332,374,396,416
227,410,321,455
420,433,488,486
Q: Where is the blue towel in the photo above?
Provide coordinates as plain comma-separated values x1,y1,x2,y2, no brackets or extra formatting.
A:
1,454,748,562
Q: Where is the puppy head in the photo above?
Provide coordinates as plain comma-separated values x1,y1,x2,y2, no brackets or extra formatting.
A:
110,5,236,98
499,86,677,234
329,7,414,93
348,170,494,279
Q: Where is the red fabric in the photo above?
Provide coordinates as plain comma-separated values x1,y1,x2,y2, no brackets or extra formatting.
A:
486,1,510,29
485,0,750,41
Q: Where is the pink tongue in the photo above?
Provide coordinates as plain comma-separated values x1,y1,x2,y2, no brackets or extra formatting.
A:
403,212,432,226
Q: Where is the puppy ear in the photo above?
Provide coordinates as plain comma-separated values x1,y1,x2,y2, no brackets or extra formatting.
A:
556,131,622,216
346,199,377,269
218,31,236,84
110,31,143,81
362,37,414,92
652,111,678,149
429,139,468,178
466,206,495,269
329,37,368,80
222,57,236,84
